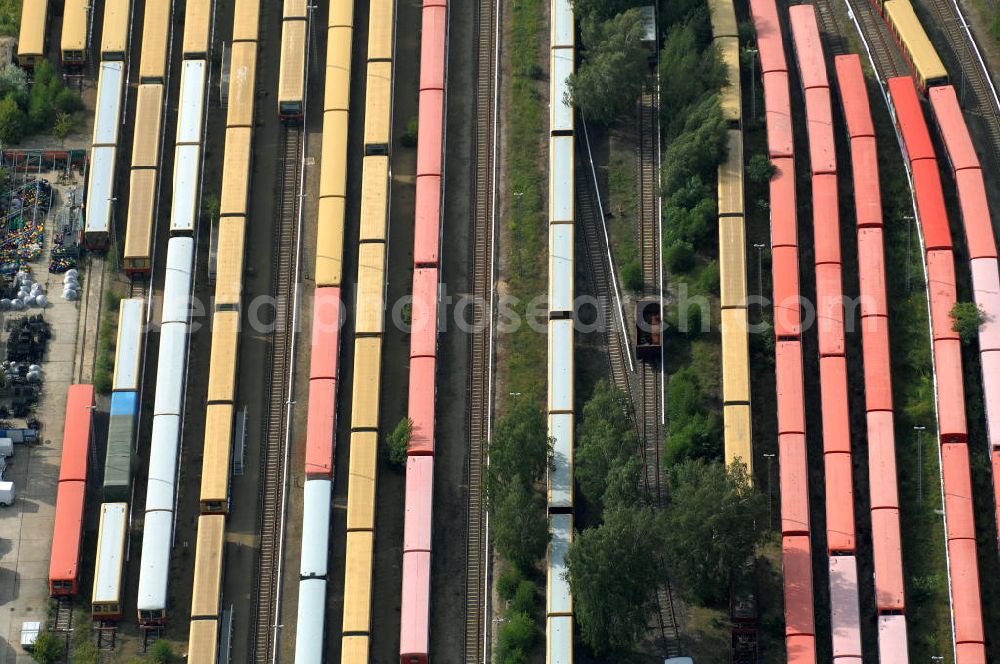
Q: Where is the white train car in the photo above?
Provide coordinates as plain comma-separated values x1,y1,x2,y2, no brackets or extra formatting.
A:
84,61,126,248
546,1,575,662
136,11,212,624
299,480,332,578
112,298,145,392
92,503,128,621
294,578,327,664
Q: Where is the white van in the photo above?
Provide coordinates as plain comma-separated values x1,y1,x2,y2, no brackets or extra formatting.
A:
0,481,15,506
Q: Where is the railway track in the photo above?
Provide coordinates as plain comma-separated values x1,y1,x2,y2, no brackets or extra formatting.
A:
249,125,304,663
922,0,1000,171
73,251,107,384
813,0,906,77
464,0,500,659
635,82,683,659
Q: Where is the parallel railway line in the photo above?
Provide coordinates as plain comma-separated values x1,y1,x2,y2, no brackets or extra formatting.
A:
250,125,304,663
464,0,499,658
636,82,682,659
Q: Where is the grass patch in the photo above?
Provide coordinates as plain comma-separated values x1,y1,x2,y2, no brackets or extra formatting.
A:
607,152,643,292
501,0,547,403
0,0,19,37
93,290,121,394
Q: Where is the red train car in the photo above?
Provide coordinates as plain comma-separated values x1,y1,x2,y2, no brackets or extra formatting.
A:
834,56,876,138
857,228,888,317
310,287,342,380
775,341,805,433
771,247,802,338
781,535,816,638
888,77,935,162
49,384,95,596
824,451,856,552
401,0,448,660
788,5,828,90
928,85,981,172
815,264,845,356
870,508,906,611
861,316,894,411
866,412,900,510
305,379,336,478
751,0,788,76
779,433,810,535
941,442,976,541
764,75,794,158
812,175,841,265
819,357,850,453
769,159,798,246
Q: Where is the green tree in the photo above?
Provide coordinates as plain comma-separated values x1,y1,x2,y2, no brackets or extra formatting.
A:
385,417,413,467
662,94,728,193
0,94,26,144
569,9,650,125
659,24,726,125
54,87,83,114
950,301,986,344
621,259,643,292
492,479,548,571
571,0,646,22
30,631,63,664
576,381,639,508
566,506,666,654
0,63,28,106
484,399,549,503
495,611,539,664
664,239,695,273
663,460,767,604
746,153,777,183
53,113,73,141
400,116,418,147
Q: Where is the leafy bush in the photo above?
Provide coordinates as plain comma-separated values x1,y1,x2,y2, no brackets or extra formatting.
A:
496,567,523,602
400,116,418,148
30,632,63,664
664,240,695,273
620,258,643,292
0,95,26,144
496,612,539,664
385,417,413,467
0,64,28,106
54,87,84,114
149,640,174,663
510,579,537,615
950,301,985,343
746,153,776,183
0,0,19,37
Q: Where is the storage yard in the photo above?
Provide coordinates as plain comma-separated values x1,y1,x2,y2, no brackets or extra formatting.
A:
2,0,1000,661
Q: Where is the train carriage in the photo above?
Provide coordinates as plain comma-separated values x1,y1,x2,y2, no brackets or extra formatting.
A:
207,311,240,403
227,43,258,128
84,146,117,249
61,0,89,68
113,299,145,392
278,18,307,119
200,405,234,514
182,0,213,59
18,0,49,69
363,61,393,152
92,503,128,620
132,85,166,168
178,61,208,145
170,145,203,234
191,516,226,617
138,0,172,83
214,218,246,308
101,0,131,60
104,391,137,502
93,62,125,148
124,170,158,273
884,0,947,90
232,0,261,42
219,128,253,217
187,619,220,664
